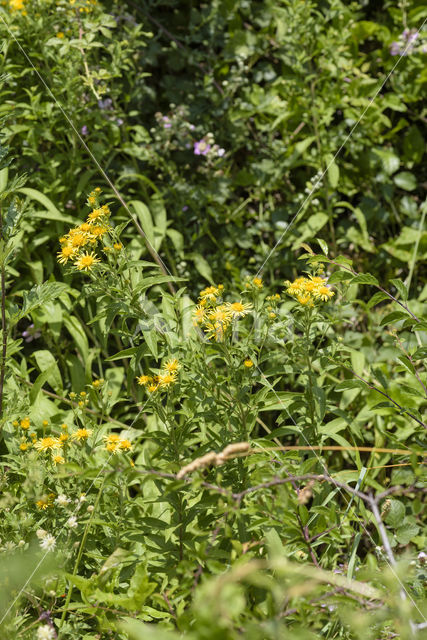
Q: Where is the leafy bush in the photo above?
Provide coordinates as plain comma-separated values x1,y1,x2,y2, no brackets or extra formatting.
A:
0,1,425,639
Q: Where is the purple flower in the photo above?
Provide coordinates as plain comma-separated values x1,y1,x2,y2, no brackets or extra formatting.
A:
343,77,351,83
182,205,188,212
98,98,113,110
22,324,41,343
194,139,211,156
390,42,401,56
81,125,88,136
116,118,124,126
162,116,172,129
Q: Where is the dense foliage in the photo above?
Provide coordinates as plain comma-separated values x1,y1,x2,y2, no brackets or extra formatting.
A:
0,0,425,639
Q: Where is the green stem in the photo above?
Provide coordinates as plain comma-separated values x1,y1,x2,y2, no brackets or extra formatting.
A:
58,477,106,632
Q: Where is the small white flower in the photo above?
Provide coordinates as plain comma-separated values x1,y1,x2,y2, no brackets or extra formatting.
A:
66,516,78,529
39,534,56,552
36,624,56,640
36,529,47,540
87,505,94,513
55,494,70,507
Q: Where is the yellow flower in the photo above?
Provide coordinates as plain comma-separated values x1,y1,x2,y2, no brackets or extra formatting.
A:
9,0,25,11
56,32,65,38
59,433,69,443
227,301,253,319
69,392,76,399
20,417,30,430
164,358,180,372
193,305,206,325
61,423,68,430
104,433,121,452
208,305,232,325
52,454,65,465
297,294,312,306
157,372,178,388
147,383,159,393
113,243,123,250
20,442,30,451
12,420,19,427
30,432,36,439
119,439,132,451
314,285,335,301
36,494,55,510
34,437,62,452
253,277,263,289
79,222,91,232
57,244,76,264
74,251,100,271
70,231,89,248
71,428,92,441
42,420,49,427
199,286,220,302
80,391,87,398
136,375,151,386
92,379,103,388
244,359,254,368
87,207,109,224
269,312,276,319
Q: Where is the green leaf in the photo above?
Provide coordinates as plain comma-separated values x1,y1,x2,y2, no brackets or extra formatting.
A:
367,291,389,309
384,500,405,528
335,379,366,392
389,278,408,301
29,365,59,404
393,171,416,191
373,149,400,175
33,350,62,392
395,523,420,545
350,273,379,286
129,200,155,249
327,270,353,284
350,349,365,377
379,311,409,326
316,238,329,255
292,212,329,249
11,282,68,325
18,187,77,225
189,253,213,283
327,159,339,189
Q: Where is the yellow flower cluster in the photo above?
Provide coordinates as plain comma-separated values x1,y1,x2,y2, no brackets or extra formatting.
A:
36,493,55,510
57,188,119,271
284,275,335,307
8,0,26,13
137,359,181,393
192,285,253,342
104,433,132,453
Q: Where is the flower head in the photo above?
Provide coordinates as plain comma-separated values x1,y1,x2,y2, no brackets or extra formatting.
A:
34,437,62,452
71,428,92,441
36,624,56,640
20,417,30,430
74,252,100,272
227,301,253,319
39,534,56,552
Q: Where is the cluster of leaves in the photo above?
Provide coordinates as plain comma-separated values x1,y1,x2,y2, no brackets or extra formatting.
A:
0,0,425,639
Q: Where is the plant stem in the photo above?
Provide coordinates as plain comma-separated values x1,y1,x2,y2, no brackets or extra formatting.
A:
0,208,7,423
58,477,106,631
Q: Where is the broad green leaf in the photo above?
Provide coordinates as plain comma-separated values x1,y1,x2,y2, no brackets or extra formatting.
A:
384,500,405,528
350,273,379,286
389,278,408,301
33,349,62,391
327,159,339,189
393,171,416,191
18,187,77,224
327,270,353,284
